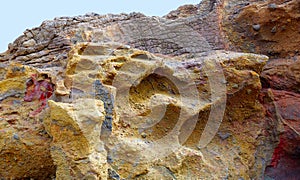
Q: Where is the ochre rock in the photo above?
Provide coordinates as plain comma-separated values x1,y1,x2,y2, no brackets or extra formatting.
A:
45,99,107,179
0,64,55,179
0,0,299,179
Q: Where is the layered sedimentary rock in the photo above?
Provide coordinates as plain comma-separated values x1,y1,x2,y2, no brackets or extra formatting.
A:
222,0,300,178
0,0,299,179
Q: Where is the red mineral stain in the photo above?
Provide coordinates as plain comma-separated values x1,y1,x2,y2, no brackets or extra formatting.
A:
24,74,54,116
270,137,286,168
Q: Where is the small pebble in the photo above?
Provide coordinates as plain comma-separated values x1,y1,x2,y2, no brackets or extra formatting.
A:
252,24,261,31
107,155,113,163
247,89,252,94
22,39,36,47
13,133,19,140
218,132,231,140
268,3,277,11
280,25,286,31
141,132,147,138
232,84,239,89
271,26,277,33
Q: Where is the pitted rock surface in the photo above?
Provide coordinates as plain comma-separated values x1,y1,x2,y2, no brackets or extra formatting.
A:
0,0,299,179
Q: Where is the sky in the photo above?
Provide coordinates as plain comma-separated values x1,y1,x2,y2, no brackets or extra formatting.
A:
0,0,201,53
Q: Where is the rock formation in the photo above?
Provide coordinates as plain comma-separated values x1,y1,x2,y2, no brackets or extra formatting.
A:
0,0,299,179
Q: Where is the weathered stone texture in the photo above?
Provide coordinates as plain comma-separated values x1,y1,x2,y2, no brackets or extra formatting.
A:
0,0,299,179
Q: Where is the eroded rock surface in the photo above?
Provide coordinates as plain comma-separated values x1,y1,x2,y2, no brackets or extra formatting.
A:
0,0,299,179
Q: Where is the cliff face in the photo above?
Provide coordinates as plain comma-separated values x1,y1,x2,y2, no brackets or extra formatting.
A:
0,0,299,179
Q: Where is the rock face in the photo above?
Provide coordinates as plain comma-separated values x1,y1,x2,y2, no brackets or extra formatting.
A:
0,0,299,179
45,99,108,179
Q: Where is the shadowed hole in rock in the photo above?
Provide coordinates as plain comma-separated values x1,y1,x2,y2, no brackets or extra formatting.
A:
131,53,149,60
260,76,271,89
101,57,128,85
182,108,210,148
129,73,180,102
144,104,181,141
129,73,181,141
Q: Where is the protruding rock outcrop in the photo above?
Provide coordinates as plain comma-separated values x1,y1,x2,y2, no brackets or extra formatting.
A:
45,99,108,179
0,0,299,179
